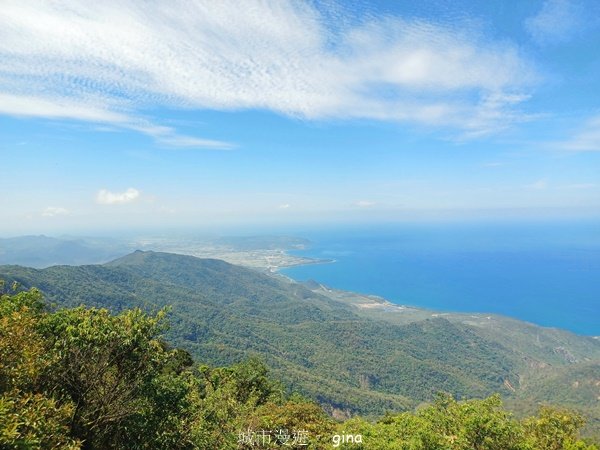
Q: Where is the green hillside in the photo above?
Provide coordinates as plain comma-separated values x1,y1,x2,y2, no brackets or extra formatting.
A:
311,284,600,438
2,287,596,449
1,250,599,437
312,284,600,364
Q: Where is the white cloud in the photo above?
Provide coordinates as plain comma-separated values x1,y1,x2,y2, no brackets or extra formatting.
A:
355,200,376,207
525,0,583,44
96,188,140,205
279,203,291,209
0,0,535,138
561,183,597,189
526,179,548,190
157,135,234,150
0,93,232,149
0,93,130,123
41,206,69,217
558,115,600,152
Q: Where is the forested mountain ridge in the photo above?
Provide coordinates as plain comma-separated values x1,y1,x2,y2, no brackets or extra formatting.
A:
2,287,596,449
1,250,599,438
306,283,600,437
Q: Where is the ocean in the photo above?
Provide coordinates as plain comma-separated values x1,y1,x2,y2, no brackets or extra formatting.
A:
280,221,600,335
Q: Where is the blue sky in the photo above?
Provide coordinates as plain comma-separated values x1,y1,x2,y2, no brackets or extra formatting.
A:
0,0,599,234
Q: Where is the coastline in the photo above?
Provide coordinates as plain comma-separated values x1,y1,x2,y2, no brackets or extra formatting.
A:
267,255,335,272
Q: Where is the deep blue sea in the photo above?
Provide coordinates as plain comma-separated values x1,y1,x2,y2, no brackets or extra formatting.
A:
280,221,600,335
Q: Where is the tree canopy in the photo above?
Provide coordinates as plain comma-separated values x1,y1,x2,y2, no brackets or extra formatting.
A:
0,285,597,449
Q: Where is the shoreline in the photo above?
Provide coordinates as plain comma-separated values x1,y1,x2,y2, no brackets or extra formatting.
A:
268,256,336,272
269,260,600,338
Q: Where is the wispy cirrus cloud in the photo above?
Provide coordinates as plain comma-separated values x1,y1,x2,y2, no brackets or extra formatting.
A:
558,115,600,152
41,206,69,217
561,183,597,190
526,179,548,190
0,93,233,150
96,188,140,205
525,0,585,45
0,0,536,140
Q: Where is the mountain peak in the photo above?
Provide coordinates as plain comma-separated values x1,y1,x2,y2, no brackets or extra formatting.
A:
105,249,227,268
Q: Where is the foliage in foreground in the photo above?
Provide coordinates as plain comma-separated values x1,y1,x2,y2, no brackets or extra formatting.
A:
339,395,597,449
0,285,596,449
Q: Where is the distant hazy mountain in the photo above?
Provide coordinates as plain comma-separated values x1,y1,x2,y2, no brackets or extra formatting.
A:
0,235,129,267
1,250,599,436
